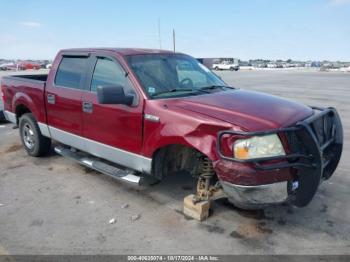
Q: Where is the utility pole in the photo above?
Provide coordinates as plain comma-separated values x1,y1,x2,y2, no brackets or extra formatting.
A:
173,29,176,52
158,19,162,49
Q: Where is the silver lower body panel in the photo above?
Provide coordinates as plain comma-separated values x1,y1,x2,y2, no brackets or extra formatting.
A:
4,110,16,124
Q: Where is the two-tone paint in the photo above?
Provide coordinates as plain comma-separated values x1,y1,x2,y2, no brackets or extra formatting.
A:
1,48,327,203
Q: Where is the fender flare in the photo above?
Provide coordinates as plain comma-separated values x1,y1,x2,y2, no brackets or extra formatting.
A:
12,92,40,122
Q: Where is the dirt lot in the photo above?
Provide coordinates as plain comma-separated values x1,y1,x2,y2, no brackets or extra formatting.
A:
0,69,349,255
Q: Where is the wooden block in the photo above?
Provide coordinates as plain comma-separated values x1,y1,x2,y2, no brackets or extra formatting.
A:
183,194,210,221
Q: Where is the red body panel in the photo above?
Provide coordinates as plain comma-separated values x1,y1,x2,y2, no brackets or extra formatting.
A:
0,48,315,186
214,160,293,186
81,92,144,154
43,52,82,135
1,78,47,124
45,87,83,135
142,99,231,159
80,51,145,154
172,90,313,131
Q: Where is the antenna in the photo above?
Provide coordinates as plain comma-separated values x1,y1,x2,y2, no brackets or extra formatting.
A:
158,19,162,49
173,29,176,52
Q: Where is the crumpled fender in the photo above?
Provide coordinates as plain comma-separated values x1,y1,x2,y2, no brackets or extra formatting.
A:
142,101,233,160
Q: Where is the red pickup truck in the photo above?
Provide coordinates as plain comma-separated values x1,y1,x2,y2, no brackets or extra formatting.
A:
1,48,343,209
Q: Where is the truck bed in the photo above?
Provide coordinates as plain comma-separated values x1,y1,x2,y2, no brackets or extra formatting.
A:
1,74,48,124
6,74,48,82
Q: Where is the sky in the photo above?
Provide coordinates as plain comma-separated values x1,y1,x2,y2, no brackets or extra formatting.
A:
0,0,349,61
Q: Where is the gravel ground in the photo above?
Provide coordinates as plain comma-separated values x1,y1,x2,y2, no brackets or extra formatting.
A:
0,69,349,255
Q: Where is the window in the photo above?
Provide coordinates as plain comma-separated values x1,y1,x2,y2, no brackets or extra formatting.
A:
91,58,132,93
55,57,88,89
127,54,226,99
176,60,207,87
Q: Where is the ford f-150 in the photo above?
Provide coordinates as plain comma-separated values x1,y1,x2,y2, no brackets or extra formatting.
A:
1,48,343,209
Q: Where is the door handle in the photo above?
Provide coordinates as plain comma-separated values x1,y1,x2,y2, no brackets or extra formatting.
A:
82,101,93,113
47,94,56,104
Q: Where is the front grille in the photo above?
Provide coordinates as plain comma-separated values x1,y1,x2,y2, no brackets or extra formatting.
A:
285,131,303,154
284,108,342,179
310,113,334,146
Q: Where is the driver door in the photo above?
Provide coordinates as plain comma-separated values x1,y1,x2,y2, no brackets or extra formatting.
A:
81,54,143,161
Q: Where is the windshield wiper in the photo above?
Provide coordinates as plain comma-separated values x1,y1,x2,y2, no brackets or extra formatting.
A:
150,85,233,98
151,88,195,97
198,85,233,91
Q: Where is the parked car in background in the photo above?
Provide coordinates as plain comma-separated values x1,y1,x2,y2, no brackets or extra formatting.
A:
18,62,41,70
0,62,17,71
256,63,267,68
45,63,52,69
340,66,350,72
38,62,47,69
212,62,239,71
267,63,277,68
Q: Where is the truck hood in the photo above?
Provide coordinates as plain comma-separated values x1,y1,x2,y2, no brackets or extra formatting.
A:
172,89,313,131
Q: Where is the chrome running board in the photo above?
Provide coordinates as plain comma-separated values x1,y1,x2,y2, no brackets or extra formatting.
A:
54,145,142,185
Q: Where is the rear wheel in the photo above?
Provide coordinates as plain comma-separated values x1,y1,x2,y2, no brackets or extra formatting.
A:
19,113,51,157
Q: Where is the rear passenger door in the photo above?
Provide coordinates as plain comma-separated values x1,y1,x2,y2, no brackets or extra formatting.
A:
46,54,89,137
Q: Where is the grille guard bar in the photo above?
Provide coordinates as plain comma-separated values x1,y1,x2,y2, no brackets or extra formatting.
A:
217,107,343,173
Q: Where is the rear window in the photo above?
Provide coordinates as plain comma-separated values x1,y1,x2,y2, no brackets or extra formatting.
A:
54,57,88,89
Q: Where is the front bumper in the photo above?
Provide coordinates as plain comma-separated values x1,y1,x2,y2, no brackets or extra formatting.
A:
221,181,288,209
217,107,343,208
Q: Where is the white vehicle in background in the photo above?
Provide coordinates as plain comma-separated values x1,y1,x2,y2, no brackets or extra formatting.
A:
212,61,239,71
45,63,52,69
267,63,278,68
0,62,17,71
340,66,350,73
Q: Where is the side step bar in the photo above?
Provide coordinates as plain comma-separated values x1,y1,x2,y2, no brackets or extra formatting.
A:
54,145,142,185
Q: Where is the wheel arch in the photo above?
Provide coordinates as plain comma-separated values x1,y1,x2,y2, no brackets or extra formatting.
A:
12,93,39,125
15,104,32,125
150,142,215,180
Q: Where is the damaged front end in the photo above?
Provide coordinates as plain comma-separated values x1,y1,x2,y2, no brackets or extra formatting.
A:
216,107,343,209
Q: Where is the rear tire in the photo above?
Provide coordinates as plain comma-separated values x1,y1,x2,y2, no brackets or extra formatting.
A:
19,113,51,157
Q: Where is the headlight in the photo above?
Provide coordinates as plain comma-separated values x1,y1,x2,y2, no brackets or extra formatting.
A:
233,134,285,160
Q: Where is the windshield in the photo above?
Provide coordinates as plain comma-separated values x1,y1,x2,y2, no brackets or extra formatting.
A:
126,54,228,99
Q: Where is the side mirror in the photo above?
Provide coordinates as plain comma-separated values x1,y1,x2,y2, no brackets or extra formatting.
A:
97,85,134,106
